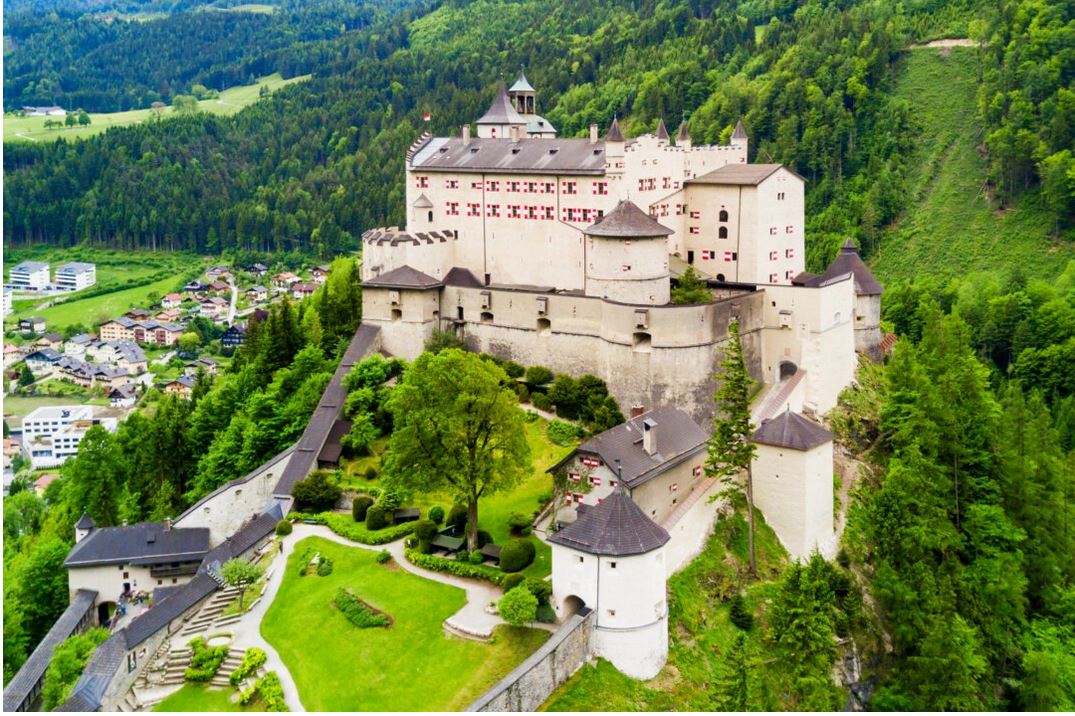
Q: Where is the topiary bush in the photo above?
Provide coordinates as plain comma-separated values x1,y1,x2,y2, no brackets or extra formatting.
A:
524,365,553,385
364,466,379,480
508,512,532,533
292,471,342,512
502,573,526,593
229,647,267,686
446,504,468,531
519,525,533,536
499,539,537,573
316,557,334,576
535,604,557,623
468,550,484,564
255,671,287,712
334,589,390,628
524,577,552,605
498,585,538,626
428,505,445,525
413,519,438,543
184,637,228,682
531,392,552,411
503,360,525,378
376,549,392,564
352,495,374,522
404,548,503,585
365,504,389,531
275,520,293,536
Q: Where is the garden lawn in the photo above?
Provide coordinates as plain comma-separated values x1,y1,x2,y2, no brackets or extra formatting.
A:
152,684,248,712
262,537,549,711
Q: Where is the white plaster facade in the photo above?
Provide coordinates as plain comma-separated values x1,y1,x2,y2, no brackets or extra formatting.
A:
752,437,835,560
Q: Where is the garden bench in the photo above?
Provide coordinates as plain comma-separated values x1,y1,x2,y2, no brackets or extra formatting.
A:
393,508,421,523
430,534,465,554
302,519,319,525
480,544,501,565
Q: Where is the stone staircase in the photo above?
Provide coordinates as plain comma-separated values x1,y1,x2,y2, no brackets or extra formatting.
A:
753,368,807,423
177,586,243,638
210,648,246,688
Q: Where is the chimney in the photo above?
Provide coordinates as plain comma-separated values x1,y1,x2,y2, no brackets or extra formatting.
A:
590,123,599,144
642,418,657,456
509,124,520,142
629,404,645,418
462,124,471,145
163,516,171,531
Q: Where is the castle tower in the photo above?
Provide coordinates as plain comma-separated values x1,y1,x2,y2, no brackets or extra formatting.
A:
75,512,95,543
819,240,884,360
549,487,671,680
475,81,528,139
675,120,691,149
507,72,535,114
605,117,625,175
730,118,749,159
654,117,669,145
750,410,834,559
584,201,672,305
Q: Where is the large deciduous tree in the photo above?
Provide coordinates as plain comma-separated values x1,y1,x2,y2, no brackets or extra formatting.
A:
705,319,759,574
383,349,530,551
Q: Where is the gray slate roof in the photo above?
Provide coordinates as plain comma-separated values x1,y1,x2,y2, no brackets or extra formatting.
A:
444,267,484,288
752,410,832,451
12,261,49,272
550,406,707,488
605,117,624,142
63,522,210,567
585,200,673,238
75,512,95,529
687,163,787,186
819,239,883,295
509,73,534,93
412,137,606,175
732,119,748,139
477,81,527,126
676,120,691,143
655,118,669,141
363,265,442,290
548,488,669,556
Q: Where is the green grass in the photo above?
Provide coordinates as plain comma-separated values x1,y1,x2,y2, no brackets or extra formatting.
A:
3,73,309,143
261,536,549,711
542,507,791,711
341,416,574,577
872,47,1075,284
10,274,190,331
153,684,249,712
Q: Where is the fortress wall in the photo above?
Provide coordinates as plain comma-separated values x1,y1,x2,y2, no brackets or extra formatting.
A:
466,611,594,712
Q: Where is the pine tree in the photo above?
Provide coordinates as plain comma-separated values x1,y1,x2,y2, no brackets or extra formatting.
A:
705,319,758,574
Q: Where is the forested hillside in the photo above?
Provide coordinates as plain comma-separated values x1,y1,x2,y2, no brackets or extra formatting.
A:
9,0,1070,272
4,0,402,112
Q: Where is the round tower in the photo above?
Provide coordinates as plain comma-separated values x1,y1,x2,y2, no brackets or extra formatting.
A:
584,200,672,305
549,487,671,680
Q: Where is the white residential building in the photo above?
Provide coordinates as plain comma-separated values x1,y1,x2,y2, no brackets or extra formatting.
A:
21,406,118,469
54,262,97,291
9,262,50,291
3,287,12,317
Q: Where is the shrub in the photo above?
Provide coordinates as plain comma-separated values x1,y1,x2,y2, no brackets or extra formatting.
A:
468,550,484,564
334,589,390,628
376,488,402,512
535,604,557,623
547,420,580,446
729,593,754,631
498,586,538,626
404,536,418,549
428,505,445,525
316,557,334,576
446,504,468,530
536,490,552,505
531,392,552,411
523,408,539,421
455,549,470,561
376,549,392,564
352,495,374,522
519,525,533,536
365,505,389,531
292,471,342,512
508,512,532,532
525,365,553,385
366,486,382,498
229,647,267,686
502,573,526,593
256,671,288,711
477,529,494,548
184,637,228,682
499,539,536,573
524,577,552,605
404,548,503,585
40,627,109,709
503,360,525,378
321,512,412,544
275,520,293,536
364,466,379,480
517,385,531,403
413,519,438,542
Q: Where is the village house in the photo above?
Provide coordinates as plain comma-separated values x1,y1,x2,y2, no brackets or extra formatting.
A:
3,344,26,369
199,296,228,320
19,317,47,334
63,334,95,358
246,285,268,302
221,324,246,349
205,265,231,279
247,262,268,276
24,348,62,375
33,332,64,351
161,293,185,309
155,308,182,323
184,280,209,293
311,264,331,283
98,317,183,346
183,358,218,376
109,384,138,408
161,375,196,399
208,279,229,294
291,282,317,300
33,474,60,497
272,272,300,289
21,405,118,469
21,106,66,117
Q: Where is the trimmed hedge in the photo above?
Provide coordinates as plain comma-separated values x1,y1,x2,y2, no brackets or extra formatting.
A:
334,589,390,628
365,504,389,530
404,548,504,585
351,496,374,522
229,647,267,686
413,519,438,542
499,539,537,573
502,573,526,593
428,505,445,525
275,520,293,536
184,637,228,682
258,672,288,711
446,504,467,530
289,512,414,545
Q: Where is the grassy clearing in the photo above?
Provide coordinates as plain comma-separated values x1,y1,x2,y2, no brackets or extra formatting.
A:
261,536,549,711
3,73,309,143
341,416,574,578
542,506,792,711
8,274,190,331
152,684,249,712
872,47,1075,284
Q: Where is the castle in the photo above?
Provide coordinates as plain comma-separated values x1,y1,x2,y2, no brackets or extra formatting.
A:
361,76,882,420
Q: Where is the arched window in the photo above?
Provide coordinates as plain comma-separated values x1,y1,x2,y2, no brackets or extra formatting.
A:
718,209,729,222
427,210,433,222
718,226,728,239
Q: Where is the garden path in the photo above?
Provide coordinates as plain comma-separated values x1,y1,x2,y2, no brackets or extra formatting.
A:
283,523,507,638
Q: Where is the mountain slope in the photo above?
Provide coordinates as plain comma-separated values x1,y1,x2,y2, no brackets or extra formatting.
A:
872,46,1075,284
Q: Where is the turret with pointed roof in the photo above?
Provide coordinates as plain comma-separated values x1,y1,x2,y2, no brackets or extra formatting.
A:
675,119,691,148
605,117,624,142
820,239,882,296
475,81,527,138
585,200,673,238
654,117,669,143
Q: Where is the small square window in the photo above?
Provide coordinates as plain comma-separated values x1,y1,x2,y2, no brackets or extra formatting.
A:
607,609,616,617
610,562,617,569
577,556,584,563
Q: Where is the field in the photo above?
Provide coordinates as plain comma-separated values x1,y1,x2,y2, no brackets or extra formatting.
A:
871,47,1075,285
3,73,309,144
343,415,575,577
261,536,549,711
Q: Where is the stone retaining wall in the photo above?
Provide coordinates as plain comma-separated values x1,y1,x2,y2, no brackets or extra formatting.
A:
466,610,594,712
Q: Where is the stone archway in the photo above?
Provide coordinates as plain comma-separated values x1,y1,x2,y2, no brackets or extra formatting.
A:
779,360,798,380
97,601,117,627
562,594,586,618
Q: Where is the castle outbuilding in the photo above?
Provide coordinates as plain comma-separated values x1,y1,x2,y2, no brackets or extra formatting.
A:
750,409,835,559
548,487,670,680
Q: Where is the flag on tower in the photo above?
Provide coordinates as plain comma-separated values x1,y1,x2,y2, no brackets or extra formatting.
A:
422,113,431,122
